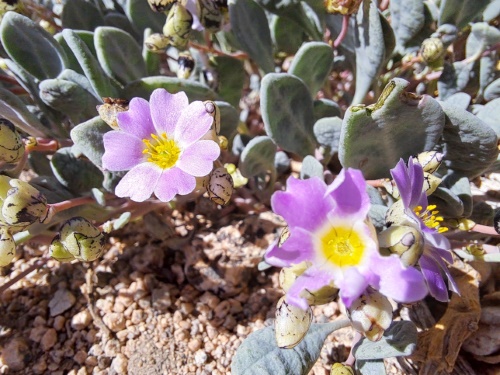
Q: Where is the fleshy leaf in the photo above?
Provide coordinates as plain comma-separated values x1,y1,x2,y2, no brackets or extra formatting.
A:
142,28,161,76
389,0,425,53
104,13,140,40
61,0,105,30
439,0,491,30
339,78,445,179
239,136,277,178
94,26,147,85
271,15,305,54
231,321,349,375
0,12,67,80
313,116,342,154
229,0,274,73
477,98,500,136
70,116,110,168
210,56,245,107
289,42,333,96
54,30,97,76
0,88,47,137
354,360,386,375
313,99,342,121
300,156,323,180
430,175,472,218
484,78,500,101
261,73,317,157
124,0,166,35
216,101,240,138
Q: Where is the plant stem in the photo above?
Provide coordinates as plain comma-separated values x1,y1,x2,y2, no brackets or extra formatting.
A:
333,15,350,48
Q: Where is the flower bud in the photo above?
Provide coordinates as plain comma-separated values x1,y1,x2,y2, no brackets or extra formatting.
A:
218,135,228,151
0,118,24,163
422,172,441,196
330,363,354,375
224,163,248,188
347,288,393,341
144,33,170,53
49,235,76,263
177,52,195,79
416,151,443,174
0,178,48,228
207,167,233,205
203,100,221,136
324,0,363,15
0,227,16,267
420,37,445,66
275,295,312,348
163,3,193,50
378,225,424,266
148,0,175,12
56,217,105,262
279,260,309,292
197,0,223,32
97,97,129,130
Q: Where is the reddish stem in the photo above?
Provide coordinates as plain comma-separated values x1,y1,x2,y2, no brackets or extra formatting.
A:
189,41,248,60
333,15,350,48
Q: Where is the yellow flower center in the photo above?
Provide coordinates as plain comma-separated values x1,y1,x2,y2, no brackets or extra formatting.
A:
142,132,181,169
320,226,365,267
414,204,448,233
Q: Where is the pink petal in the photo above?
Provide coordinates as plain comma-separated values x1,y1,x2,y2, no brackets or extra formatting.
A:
116,97,155,139
154,167,196,201
115,163,161,202
326,168,370,218
102,131,145,171
176,140,220,176
337,267,369,308
286,268,335,310
174,101,213,147
150,89,189,136
265,227,315,267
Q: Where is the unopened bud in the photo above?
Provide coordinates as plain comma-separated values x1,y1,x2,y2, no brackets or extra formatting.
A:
224,163,248,188
347,288,393,341
0,178,48,228
163,3,193,50
324,0,363,15
203,100,221,135
218,135,228,151
0,118,24,163
197,0,223,32
416,151,443,174
0,227,16,267
420,37,445,66
275,295,312,348
144,33,170,53
279,260,309,292
56,217,105,262
331,363,354,375
49,235,76,262
97,97,129,130
148,0,176,12
422,172,441,195
378,225,424,266
207,167,233,205
177,52,195,79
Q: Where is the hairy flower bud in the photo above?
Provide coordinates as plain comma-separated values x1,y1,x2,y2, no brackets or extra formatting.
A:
0,118,24,163
378,225,424,266
144,33,170,53
347,288,393,341
420,37,445,66
0,177,48,228
275,295,312,348
324,0,363,15
54,217,105,262
163,3,193,50
207,167,234,205
0,227,16,267
177,52,195,79
330,363,354,375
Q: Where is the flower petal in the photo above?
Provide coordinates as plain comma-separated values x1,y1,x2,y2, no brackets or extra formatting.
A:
102,131,145,171
326,168,369,218
419,254,449,302
272,177,333,232
154,167,196,202
116,97,155,139
265,227,315,267
150,89,189,136
337,267,369,308
115,163,161,202
174,101,213,147
176,140,220,176
286,268,335,310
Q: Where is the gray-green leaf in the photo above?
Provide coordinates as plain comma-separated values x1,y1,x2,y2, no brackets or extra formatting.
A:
239,136,277,178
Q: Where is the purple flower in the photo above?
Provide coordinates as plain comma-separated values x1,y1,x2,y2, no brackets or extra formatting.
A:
102,89,220,202
390,157,459,301
265,169,428,310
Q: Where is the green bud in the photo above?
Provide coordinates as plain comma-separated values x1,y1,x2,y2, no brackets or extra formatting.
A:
97,98,129,130
163,3,193,50
144,33,170,53
177,52,195,79
378,225,424,266
224,163,248,189
0,227,16,267
57,217,105,262
275,295,312,348
279,261,309,292
416,151,443,174
203,100,221,137
148,0,176,12
420,37,445,67
331,363,354,375
207,167,234,205
324,0,363,15
49,235,76,263
347,288,393,341
197,0,223,32
0,118,24,163
0,179,48,228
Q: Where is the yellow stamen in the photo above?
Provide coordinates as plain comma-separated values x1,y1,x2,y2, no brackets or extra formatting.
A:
320,226,365,267
142,132,181,169
414,205,448,233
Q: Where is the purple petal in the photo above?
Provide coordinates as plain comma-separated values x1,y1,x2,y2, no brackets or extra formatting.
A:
154,166,196,201
326,168,369,218
286,268,335,310
102,131,145,171
419,254,449,302
176,140,220,176
150,89,188,136
265,227,315,267
429,251,460,294
337,267,369,308
174,101,213,147
271,177,333,232
116,97,155,139
115,163,161,202
407,158,425,207
184,0,204,31
370,255,428,303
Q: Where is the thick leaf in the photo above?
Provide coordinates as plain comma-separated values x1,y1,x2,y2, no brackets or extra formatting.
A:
300,155,323,180
271,15,305,54
274,151,291,174
239,136,277,178
430,175,472,218
50,147,104,195
313,116,342,154
444,92,471,110
289,42,333,96
353,321,418,360
440,101,499,179
123,76,217,102
104,13,140,41
477,98,500,136
216,101,240,138
62,29,118,98
389,0,425,53
354,360,386,375
229,0,274,73
142,28,161,76
438,61,475,101
0,12,67,80
261,73,317,157
125,0,166,35
484,78,500,101
210,56,245,107
439,0,491,30
483,0,500,22
95,26,147,85
339,78,445,179
70,116,111,168
58,69,101,101
61,0,105,30
313,99,342,121
231,321,349,375
0,88,47,137
54,30,97,76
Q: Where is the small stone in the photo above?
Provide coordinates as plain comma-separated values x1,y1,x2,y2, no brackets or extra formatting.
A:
49,289,76,317
104,339,120,357
29,326,47,343
40,328,57,351
2,337,30,371
131,309,146,325
102,312,126,332
194,350,208,365
32,357,47,374
74,349,87,365
214,301,231,319
111,354,128,374
71,310,92,330
188,338,202,352
53,316,65,331
33,316,46,327
116,329,128,342
77,367,88,375
152,287,172,312
85,355,98,367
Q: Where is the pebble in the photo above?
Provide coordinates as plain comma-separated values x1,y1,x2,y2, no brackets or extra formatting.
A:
188,338,202,352
29,326,47,343
194,350,208,365
102,312,126,332
152,287,172,312
2,337,30,371
71,310,92,330
74,349,87,365
48,289,76,316
53,316,65,331
40,328,58,351
111,354,128,374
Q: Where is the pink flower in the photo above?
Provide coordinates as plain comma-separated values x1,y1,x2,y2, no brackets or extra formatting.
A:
102,89,220,202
